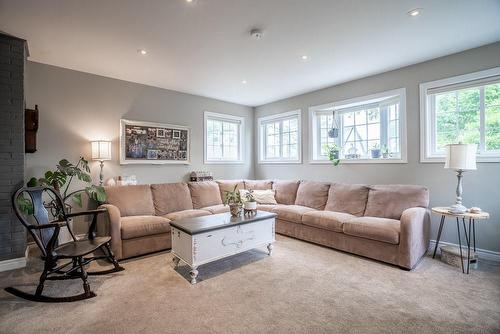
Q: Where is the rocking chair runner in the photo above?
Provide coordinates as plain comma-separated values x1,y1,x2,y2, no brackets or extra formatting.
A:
6,186,124,302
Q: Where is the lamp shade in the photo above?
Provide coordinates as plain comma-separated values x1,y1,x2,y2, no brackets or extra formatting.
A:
91,141,112,161
444,143,476,170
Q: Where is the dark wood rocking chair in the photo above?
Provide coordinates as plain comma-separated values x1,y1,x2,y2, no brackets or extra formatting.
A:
6,186,124,302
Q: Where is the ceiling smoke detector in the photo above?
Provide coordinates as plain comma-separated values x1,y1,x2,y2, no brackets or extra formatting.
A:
250,29,263,40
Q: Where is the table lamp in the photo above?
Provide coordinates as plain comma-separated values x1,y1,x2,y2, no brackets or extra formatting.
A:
444,143,477,214
91,140,112,186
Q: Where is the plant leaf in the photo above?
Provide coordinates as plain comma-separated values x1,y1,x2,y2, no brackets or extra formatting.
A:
72,193,83,207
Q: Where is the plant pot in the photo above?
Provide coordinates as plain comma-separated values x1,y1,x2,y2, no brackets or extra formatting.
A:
331,150,339,159
371,149,381,159
229,203,242,217
328,128,339,138
382,152,389,159
244,201,257,210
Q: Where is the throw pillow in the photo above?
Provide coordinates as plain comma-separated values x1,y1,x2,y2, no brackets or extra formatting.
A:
239,189,277,205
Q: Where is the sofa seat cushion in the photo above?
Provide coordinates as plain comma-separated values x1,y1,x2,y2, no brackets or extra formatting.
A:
164,209,211,221
302,211,355,233
201,204,229,214
273,205,316,223
343,216,401,245
121,216,171,240
257,204,281,212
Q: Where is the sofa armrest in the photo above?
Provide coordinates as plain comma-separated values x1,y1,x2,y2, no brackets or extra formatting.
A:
97,204,123,260
398,207,430,269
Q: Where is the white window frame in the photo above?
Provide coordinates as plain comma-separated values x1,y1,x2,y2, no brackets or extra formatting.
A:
258,110,302,164
204,111,244,164
419,67,500,163
309,88,407,164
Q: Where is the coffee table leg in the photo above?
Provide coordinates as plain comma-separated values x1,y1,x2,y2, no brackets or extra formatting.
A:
190,267,199,284
172,256,180,269
267,243,273,255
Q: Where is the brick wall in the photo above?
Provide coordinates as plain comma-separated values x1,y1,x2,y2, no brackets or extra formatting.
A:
0,33,26,261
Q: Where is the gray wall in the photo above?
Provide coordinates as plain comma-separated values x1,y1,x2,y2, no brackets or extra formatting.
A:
0,33,26,261
25,61,254,188
254,42,500,253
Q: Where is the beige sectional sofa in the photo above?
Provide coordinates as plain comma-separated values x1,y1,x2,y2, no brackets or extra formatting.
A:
97,180,430,269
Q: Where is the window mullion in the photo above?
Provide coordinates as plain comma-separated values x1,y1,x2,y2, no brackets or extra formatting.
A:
279,121,283,158
479,86,486,153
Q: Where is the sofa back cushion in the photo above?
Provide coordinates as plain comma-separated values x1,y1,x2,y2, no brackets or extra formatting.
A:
325,183,369,216
364,185,429,220
295,180,331,210
216,180,244,202
104,185,154,217
273,180,300,205
188,181,223,209
244,180,273,190
151,182,193,216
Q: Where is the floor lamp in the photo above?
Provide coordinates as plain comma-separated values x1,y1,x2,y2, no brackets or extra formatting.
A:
91,140,112,186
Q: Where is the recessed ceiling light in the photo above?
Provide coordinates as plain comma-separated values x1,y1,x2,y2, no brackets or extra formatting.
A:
407,8,422,17
301,55,309,61
241,80,247,84
138,49,147,55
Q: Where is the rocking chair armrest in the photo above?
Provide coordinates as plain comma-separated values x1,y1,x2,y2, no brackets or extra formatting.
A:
65,208,107,218
28,221,67,230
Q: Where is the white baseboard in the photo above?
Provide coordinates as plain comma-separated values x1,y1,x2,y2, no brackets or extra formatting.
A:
0,257,27,272
429,239,500,262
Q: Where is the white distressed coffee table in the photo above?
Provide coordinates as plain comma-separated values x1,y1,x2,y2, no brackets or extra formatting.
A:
170,211,276,284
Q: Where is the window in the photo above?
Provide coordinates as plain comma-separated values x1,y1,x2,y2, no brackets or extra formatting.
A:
258,110,302,163
204,111,244,163
420,67,500,162
309,88,406,163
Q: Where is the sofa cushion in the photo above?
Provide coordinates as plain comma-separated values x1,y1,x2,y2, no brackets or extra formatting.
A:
121,216,171,240
244,180,273,190
273,180,300,205
201,204,229,214
165,209,211,221
216,180,245,202
151,182,193,215
364,185,430,220
325,183,369,216
295,180,330,210
302,211,356,233
343,216,400,245
104,185,154,217
273,205,316,223
257,204,282,212
188,181,223,209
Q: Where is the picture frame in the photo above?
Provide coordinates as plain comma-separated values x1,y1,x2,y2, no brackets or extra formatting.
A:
120,119,190,164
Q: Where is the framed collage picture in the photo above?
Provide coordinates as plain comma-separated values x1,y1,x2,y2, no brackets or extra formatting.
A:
120,119,190,164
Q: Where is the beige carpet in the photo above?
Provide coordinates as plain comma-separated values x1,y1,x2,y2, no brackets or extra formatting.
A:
0,235,499,334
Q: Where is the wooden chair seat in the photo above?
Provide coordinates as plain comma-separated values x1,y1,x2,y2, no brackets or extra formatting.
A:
54,236,112,258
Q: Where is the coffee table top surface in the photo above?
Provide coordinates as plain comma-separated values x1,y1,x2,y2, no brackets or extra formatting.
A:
170,210,277,235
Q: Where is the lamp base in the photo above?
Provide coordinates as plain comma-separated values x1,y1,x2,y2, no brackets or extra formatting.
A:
449,203,467,214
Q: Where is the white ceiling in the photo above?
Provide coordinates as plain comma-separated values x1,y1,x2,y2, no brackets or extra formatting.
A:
1,0,499,107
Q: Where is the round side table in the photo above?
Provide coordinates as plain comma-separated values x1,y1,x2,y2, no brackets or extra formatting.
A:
431,207,489,274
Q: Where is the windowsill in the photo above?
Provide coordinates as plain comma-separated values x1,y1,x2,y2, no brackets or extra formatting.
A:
258,160,302,165
204,160,245,165
310,158,407,164
421,156,500,163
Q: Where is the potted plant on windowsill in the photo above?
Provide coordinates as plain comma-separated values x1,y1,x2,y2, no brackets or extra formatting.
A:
243,190,257,211
370,143,381,159
381,145,390,159
224,185,242,217
325,144,341,166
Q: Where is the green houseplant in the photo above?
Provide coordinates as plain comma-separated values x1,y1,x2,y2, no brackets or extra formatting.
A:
325,144,341,166
223,185,243,217
18,157,106,216
381,145,389,159
243,190,257,211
